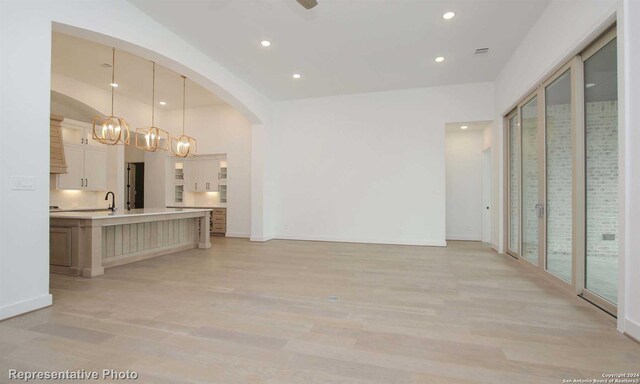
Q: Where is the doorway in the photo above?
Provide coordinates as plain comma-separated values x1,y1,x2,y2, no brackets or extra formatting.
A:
445,121,492,242
126,162,145,210
482,148,492,243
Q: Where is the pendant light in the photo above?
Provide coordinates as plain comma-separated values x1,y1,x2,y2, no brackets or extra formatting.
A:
170,76,197,157
136,61,169,152
92,48,131,145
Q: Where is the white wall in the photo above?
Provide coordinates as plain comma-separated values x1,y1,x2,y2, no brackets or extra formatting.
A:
0,0,271,321
272,83,494,246
163,105,252,237
623,0,640,341
445,130,484,241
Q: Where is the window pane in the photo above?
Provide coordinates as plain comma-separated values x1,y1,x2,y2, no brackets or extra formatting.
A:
545,70,572,282
585,38,618,304
521,96,539,265
509,114,520,253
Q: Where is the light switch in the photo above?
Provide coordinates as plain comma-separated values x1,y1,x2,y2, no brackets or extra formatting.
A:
11,176,36,190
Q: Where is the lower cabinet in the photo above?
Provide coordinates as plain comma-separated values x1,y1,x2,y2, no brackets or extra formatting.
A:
211,208,226,235
50,227,72,267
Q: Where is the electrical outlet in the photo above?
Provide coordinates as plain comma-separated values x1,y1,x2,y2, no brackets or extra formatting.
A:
11,176,36,190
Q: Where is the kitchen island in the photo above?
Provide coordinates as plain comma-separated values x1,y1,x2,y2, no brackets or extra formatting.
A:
50,208,212,277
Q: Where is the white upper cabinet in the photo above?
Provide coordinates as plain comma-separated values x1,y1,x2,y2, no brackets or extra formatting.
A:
184,160,200,192
83,147,108,191
199,158,219,192
57,145,84,190
184,158,219,192
57,119,109,191
61,119,102,147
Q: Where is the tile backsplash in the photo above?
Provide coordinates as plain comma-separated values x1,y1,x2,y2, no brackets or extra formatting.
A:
49,175,107,208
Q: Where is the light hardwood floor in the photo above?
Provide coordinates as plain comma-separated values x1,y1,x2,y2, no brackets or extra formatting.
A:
1,239,638,383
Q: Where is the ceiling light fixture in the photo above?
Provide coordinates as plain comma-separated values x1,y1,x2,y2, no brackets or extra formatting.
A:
292,73,302,79
159,101,167,105
136,61,169,152
110,83,118,87
442,11,455,20
92,48,130,145
261,40,271,47
170,76,197,158
461,125,468,130
586,83,596,88
435,56,445,63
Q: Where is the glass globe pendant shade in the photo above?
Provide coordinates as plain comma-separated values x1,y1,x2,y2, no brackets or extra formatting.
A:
135,126,169,152
92,116,130,145
170,135,197,158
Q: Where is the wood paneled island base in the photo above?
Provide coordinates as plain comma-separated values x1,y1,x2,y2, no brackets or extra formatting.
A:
50,208,212,277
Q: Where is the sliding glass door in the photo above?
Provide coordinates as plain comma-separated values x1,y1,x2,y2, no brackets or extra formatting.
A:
544,68,573,282
520,96,540,265
583,33,618,307
507,112,520,256
503,27,618,314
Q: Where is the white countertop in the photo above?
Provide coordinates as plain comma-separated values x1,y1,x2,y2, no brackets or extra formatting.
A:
49,207,111,213
50,208,212,220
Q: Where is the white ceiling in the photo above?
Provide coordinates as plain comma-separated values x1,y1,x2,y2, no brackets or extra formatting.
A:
128,0,550,100
51,32,227,110
445,120,492,133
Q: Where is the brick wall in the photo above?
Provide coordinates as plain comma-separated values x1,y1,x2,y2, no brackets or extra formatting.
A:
585,100,618,260
515,101,618,271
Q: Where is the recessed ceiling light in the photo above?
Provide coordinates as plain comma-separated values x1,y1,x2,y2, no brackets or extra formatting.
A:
261,40,271,47
461,125,468,130
110,83,118,87
159,101,167,105
442,11,455,20
586,83,596,88
292,73,302,79
435,56,445,63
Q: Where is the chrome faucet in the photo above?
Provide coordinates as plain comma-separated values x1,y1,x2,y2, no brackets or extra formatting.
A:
105,191,116,212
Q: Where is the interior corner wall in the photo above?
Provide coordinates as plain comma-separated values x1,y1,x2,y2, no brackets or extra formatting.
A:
271,82,494,246
445,130,484,241
494,0,619,115
163,105,252,237
485,121,501,251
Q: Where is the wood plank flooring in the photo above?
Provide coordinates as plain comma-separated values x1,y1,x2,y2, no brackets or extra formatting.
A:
1,239,638,383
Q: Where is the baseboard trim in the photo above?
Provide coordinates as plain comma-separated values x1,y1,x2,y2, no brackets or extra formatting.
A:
0,294,52,321
275,234,446,247
225,232,250,238
624,318,640,342
250,236,274,242
445,236,482,241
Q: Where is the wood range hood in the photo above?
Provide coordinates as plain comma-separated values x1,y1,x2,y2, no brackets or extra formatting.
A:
50,114,67,174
